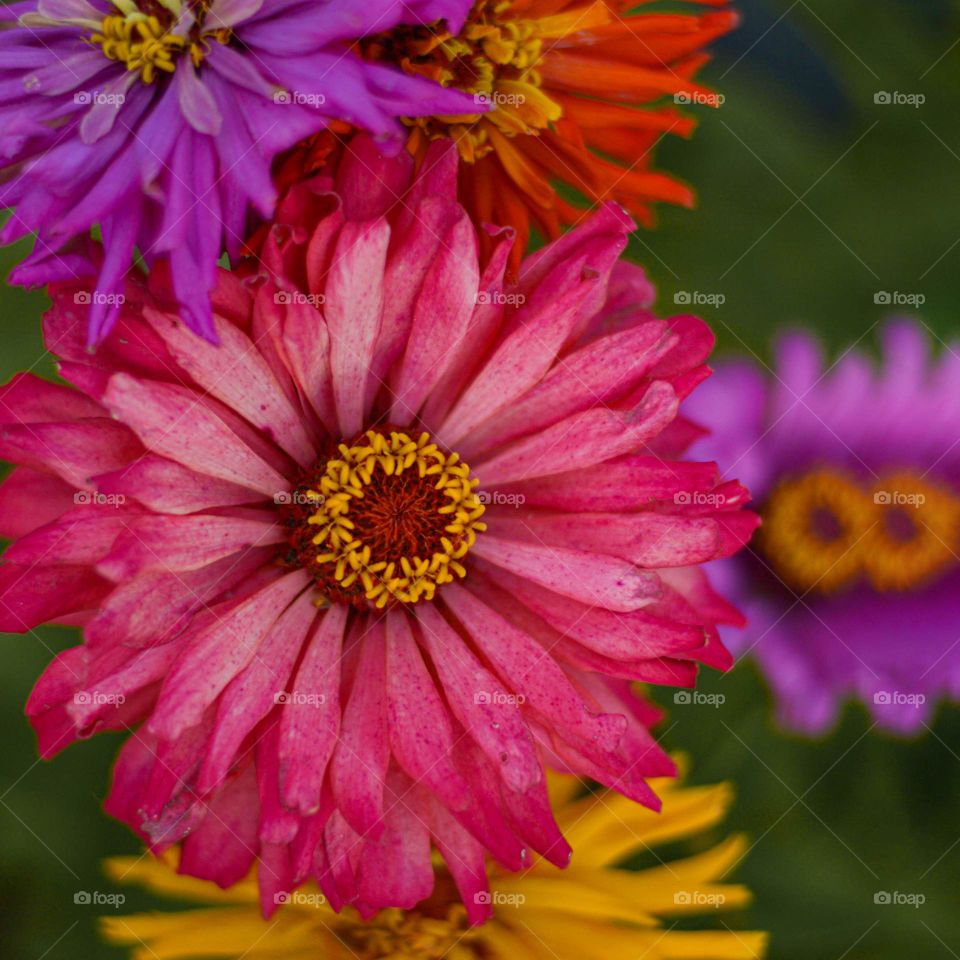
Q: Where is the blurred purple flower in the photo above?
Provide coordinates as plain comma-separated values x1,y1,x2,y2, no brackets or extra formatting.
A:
0,0,478,344
687,320,960,736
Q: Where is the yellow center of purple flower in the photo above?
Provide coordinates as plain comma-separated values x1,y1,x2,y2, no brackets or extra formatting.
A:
362,0,562,162
282,429,486,608
759,468,960,594
89,0,230,84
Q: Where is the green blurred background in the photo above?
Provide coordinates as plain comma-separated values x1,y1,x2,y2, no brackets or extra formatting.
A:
3,1,960,956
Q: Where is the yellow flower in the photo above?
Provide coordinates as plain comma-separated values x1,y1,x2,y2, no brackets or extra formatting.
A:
101,765,766,960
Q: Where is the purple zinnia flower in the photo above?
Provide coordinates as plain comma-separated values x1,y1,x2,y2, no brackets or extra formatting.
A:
0,0,479,344
686,320,960,736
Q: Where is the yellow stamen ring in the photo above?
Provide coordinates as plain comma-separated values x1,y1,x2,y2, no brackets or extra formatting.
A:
362,0,563,163
306,430,486,608
89,4,230,83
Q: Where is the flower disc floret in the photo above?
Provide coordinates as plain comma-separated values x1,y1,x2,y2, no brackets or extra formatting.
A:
293,429,486,607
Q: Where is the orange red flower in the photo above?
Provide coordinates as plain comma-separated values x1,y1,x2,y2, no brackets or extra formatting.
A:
362,0,738,266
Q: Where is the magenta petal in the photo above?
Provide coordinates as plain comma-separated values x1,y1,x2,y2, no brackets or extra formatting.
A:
0,564,110,632
330,619,390,839
472,534,658,613
416,602,541,793
149,570,309,738
326,219,389,436
198,592,319,795
441,583,626,751
279,604,347,815
95,455,260,514
146,307,317,469
103,373,288,496
0,467,81,539
96,513,282,580
179,766,259,888
384,610,471,812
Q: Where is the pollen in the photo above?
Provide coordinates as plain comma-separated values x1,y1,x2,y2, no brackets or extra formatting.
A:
89,0,230,83
361,0,562,162
282,429,486,608
759,468,960,595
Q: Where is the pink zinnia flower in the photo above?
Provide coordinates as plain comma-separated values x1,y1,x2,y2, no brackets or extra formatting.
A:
1,136,756,922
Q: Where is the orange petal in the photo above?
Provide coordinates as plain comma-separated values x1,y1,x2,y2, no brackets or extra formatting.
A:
487,126,556,210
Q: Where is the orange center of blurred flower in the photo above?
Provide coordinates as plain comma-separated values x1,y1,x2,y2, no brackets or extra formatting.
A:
280,428,486,608
362,0,562,162
338,898,472,959
759,468,960,594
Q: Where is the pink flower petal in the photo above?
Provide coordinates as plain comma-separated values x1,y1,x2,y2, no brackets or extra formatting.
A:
0,564,110,632
96,513,282,581
492,569,706,660
95,454,260,514
368,198,462,405
385,610,471,812
416,602,541,793
280,298,337,433
472,534,658,613
103,373,288,496
5,503,140,566
0,371,104,423
473,381,678,485
0,467,80,539
437,265,602,447
330,618,390,840
146,307,316,468
504,456,720,512
86,547,272,650
148,570,309,739
326,219,389,436
491,510,725,567
461,319,673,459
441,583,627,755
0,419,142,490
279,604,347,815
355,772,434,911
179,767,260,889
419,225,515,430
198,591,320,794
390,210,479,423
